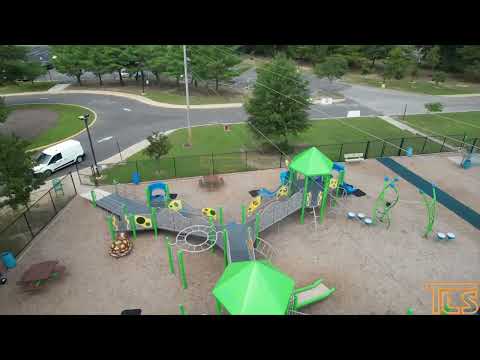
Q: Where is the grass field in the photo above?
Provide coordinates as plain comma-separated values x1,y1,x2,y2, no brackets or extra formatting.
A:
343,72,480,95
400,111,480,149
0,81,56,94
98,117,419,184
68,80,244,105
6,104,95,150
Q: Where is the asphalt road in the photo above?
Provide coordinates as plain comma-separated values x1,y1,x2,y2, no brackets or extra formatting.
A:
6,93,378,168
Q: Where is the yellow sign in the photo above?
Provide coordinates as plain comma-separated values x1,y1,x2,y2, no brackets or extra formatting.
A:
425,281,480,315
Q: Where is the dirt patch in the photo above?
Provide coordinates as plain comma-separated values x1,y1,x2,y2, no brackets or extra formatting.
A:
0,109,58,140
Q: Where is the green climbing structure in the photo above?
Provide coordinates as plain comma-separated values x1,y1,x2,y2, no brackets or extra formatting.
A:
420,184,437,238
372,176,400,228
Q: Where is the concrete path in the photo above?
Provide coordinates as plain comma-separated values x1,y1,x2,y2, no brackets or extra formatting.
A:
47,84,70,93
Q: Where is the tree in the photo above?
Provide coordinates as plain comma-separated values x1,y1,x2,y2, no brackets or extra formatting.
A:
51,45,88,85
164,45,185,87
102,45,133,86
144,45,168,84
144,131,172,159
0,134,44,209
424,46,441,74
190,45,242,90
20,61,47,83
361,45,394,67
0,96,10,123
84,46,111,86
383,47,413,82
424,102,444,112
245,54,311,149
432,71,447,85
314,55,349,84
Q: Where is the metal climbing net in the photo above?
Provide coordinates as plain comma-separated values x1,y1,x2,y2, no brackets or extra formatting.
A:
419,184,437,238
171,223,220,253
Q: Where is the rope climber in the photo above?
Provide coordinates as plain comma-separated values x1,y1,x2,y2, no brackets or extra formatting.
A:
419,184,438,238
372,176,400,228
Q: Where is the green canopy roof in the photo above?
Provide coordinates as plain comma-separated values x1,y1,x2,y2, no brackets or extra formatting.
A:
289,147,333,177
212,261,295,315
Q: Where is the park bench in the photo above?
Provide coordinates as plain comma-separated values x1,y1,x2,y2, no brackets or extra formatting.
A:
344,153,365,163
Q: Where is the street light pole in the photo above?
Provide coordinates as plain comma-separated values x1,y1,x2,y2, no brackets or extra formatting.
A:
116,138,123,161
79,114,99,176
183,45,192,147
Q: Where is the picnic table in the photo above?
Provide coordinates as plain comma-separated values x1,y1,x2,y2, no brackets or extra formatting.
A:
17,261,65,291
199,175,224,190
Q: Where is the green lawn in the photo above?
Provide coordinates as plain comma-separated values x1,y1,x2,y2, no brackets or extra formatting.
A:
99,117,417,184
0,81,56,94
142,88,244,105
400,111,480,149
343,73,480,95
6,104,95,150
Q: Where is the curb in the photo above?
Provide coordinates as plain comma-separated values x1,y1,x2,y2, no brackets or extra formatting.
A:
3,89,244,110
11,103,99,153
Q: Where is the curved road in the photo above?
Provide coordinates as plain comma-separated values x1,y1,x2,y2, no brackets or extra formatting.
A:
5,93,378,164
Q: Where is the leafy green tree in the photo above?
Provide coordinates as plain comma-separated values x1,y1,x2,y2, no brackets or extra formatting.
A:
245,54,311,148
84,46,111,86
103,45,133,86
425,102,444,112
361,45,394,67
432,71,447,85
144,131,172,159
164,45,185,87
190,45,242,90
144,45,168,84
383,47,413,82
424,46,441,73
20,61,47,83
0,134,44,209
51,45,88,85
314,55,349,84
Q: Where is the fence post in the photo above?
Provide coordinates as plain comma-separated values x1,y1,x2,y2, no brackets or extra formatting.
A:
128,213,137,240
173,157,177,177
90,190,97,208
92,165,99,187
380,141,386,157
398,138,405,156
48,190,57,214
470,138,478,153
440,137,446,152
462,133,467,145
338,143,344,162
212,153,215,175
245,151,248,170
135,160,139,174
23,213,34,238
421,137,428,154
364,141,370,159
69,172,77,195
279,153,283,168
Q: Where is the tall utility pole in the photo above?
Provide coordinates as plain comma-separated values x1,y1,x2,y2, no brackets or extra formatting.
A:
183,45,192,147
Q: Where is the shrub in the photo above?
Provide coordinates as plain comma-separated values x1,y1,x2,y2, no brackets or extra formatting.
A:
0,97,11,123
432,71,447,85
144,131,172,159
424,102,444,112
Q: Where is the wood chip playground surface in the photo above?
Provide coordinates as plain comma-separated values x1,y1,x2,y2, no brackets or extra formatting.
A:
0,153,478,315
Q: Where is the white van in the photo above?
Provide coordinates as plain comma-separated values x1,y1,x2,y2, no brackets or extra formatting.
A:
33,140,85,177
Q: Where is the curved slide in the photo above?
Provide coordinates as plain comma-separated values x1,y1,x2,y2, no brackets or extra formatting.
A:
293,279,336,310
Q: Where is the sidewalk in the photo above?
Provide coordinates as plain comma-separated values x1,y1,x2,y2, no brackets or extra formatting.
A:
3,89,244,110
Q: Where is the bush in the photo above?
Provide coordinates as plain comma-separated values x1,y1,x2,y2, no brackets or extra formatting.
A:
0,96,10,123
424,102,444,112
432,71,447,85
144,131,172,159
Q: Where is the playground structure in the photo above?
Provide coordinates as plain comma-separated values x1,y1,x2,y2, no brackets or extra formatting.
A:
82,147,352,314
372,176,400,229
420,184,438,238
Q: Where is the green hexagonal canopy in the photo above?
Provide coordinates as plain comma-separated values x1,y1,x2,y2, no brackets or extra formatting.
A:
212,261,295,315
289,147,333,177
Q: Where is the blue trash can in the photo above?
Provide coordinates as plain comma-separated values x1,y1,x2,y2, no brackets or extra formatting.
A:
1,252,16,269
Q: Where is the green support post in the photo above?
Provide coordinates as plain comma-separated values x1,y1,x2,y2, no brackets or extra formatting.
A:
122,204,128,222
90,190,97,208
241,205,246,224
222,229,230,268
165,236,175,274
319,175,331,224
300,176,309,224
165,184,170,202
151,207,158,240
128,213,137,240
255,212,260,247
288,170,295,196
406,308,414,315
334,170,345,208
219,207,224,227
179,304,187,315
209,216,216,253
420,184,437,238
215,297,223,315
106,215,116,241
145,187,151,208
177,250,188,289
